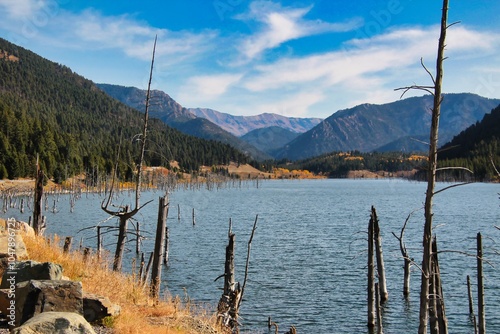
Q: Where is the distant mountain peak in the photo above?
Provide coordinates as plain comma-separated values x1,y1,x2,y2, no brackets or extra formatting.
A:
189,108,323,137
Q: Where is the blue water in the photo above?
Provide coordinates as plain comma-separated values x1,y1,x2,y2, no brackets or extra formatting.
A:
3,179,499,333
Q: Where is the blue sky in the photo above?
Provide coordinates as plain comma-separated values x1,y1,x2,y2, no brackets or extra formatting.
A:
0,0,499,118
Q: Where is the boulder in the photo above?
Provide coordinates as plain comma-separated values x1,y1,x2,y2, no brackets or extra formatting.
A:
13,221,35,237
83,292,121,323
15,280,83,326
0,261,63,289
0,288,10,316
0,233,29,261
12,311,96,334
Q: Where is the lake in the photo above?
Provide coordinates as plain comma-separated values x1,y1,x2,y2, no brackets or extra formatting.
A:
3,179,499,333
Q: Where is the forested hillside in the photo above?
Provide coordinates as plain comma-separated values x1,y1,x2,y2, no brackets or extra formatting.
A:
439,103,500,180
0,38,249,181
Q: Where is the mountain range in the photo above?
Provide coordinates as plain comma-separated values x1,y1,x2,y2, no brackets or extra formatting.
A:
189,108,322,137
97,84,323,160
99,83,500,162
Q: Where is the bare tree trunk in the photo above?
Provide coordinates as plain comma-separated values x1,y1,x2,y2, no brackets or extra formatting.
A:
372,206,388,302
418,1,449,333
430,250,439,334
433,238,448,334
33,168,44,235
375,282,384,334
150,195,168,300
97,226,102,259
113,205,129,272
467,275,478,334
368,209,375,328
477,232,486,334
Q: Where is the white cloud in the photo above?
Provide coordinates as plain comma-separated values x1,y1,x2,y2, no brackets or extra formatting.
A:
235,1,362,62
0,0,45,19
253,91,326,117
180,73,243,102
73,10,218,62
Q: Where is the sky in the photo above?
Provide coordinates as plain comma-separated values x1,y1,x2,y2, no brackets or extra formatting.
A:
0,0,500,119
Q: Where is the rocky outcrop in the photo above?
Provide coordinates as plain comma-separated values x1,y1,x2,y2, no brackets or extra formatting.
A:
12,311,95,334
83,293,121,323
15,280,83,326
0,261,63,289
0,218,29,261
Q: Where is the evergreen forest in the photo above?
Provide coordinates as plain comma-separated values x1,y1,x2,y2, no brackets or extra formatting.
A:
0,38,249,181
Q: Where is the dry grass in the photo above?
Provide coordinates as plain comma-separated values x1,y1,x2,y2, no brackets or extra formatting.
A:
16,234,221,334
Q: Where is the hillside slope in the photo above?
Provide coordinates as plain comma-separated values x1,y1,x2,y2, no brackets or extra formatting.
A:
97,84,271,161
276,94,500,160
0,38,250,180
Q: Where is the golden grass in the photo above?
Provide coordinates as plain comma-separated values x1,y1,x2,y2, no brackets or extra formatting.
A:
16,234,221,334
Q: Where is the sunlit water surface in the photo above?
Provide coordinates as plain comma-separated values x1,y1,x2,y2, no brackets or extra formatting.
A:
4,179,500,333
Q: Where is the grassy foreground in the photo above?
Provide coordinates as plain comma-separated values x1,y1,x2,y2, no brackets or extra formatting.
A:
5,233,222,334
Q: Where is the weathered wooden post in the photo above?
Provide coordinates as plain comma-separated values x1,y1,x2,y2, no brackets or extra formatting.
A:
163,226,169,265
135,221,141,255
63,237,73,253
467,275,478,334
372,206,388,302
477,232,485,334
97,226,102,259
192,208,196,226
150,195,168,300
142,252,153,284
33,168,44,235
139,252,145,284
368,209,375,328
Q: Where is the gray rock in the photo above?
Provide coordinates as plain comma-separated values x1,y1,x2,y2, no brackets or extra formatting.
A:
0,261,63,289
15,280,83,326
11,311,96,334
83,293,120,323
0,233,28,261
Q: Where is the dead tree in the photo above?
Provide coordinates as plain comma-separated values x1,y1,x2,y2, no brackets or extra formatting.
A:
216,215,258,333
368,209,375,328
372,206,388,303
395,1,453,332
33,168,45,235
101,36,157,271
150,195,168,300
430,237,448,334
477,233,485,334
392,209,419,297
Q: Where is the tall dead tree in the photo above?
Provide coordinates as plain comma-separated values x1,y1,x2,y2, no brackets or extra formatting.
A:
368,209,375,328
372,206,388,303
101,36,157,271
396,1,451,332
150,195,168,300
477,233,485,334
